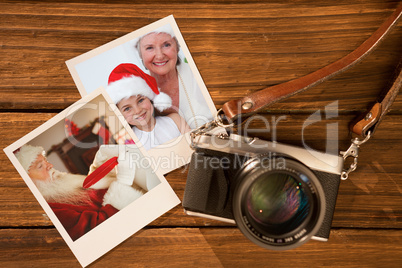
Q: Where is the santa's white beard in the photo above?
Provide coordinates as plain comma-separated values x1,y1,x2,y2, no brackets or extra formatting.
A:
35,169,93,206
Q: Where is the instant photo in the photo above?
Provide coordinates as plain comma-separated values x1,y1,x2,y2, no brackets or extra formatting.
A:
66,15,216,174
3,88,180,267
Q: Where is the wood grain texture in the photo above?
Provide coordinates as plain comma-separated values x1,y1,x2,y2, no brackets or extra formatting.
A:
1,113,401,229
0,228,401,267
1,0,401,267
1,1,401,111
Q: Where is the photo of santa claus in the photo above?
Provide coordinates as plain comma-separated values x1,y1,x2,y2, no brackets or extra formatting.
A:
14,143,153,241
10,93,161,241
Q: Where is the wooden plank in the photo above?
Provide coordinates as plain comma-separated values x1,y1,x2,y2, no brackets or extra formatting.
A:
0,1,399,19
1,9,398,35
0,1,401,110
1,37,400,89
1,113,401,228
1,41,401,110
0,228,401,267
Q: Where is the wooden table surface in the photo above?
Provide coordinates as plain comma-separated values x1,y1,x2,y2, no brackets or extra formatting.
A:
1,0,401,267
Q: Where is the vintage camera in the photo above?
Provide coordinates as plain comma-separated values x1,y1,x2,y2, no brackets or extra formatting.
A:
183,133,344,250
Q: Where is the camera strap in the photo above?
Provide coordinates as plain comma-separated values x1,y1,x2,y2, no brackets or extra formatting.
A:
192,4,402,180
219,4,402,140
337,62,402,179
349,61,402,138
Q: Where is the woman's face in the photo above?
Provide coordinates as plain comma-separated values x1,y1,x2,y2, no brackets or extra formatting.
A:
139,32,179,77
117,95,154,128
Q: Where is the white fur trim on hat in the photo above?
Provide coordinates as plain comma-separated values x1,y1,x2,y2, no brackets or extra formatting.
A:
107,75,156,104
15,145,45,172
106,75,172,112
151,24,175,38
153,92,172,112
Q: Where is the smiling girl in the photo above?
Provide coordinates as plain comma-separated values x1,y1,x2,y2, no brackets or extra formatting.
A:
107,63,190,150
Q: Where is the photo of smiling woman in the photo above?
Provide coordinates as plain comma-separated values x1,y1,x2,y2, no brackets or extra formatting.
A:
107,63,191,151
135,24,213,129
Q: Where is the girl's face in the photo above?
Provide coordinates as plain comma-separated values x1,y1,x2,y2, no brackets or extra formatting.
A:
117,95,154,128
139,32,179,77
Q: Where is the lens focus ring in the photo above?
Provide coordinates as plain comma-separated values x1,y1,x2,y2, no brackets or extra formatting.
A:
232,157,326,250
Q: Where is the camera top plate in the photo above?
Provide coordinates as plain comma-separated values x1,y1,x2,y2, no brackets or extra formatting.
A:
192,133,343,175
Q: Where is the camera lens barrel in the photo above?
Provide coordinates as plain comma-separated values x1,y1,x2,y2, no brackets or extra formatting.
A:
233,157,326,250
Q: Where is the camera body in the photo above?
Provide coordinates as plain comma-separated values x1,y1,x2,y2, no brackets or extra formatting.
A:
183,133,344,250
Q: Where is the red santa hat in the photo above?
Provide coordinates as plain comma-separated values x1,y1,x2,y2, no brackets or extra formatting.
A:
15,144,45,173
106,63,172,112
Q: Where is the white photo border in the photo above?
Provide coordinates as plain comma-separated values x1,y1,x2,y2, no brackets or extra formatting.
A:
3,88,180,267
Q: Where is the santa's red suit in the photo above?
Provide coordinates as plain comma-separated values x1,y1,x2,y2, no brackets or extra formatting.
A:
34,168,144,241
49,188,118,241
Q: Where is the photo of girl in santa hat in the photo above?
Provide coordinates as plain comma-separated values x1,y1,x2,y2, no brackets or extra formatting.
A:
107,63,191,151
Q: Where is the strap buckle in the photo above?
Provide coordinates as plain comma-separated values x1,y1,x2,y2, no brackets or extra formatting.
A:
340,131,371,180
190,109,233,148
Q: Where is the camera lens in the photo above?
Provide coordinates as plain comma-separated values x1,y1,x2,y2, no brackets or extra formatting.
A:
246,172,309,235
233,157,326,250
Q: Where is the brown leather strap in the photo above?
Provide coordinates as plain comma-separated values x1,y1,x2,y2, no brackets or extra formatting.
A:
222,4,402,124
350,60,402,137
